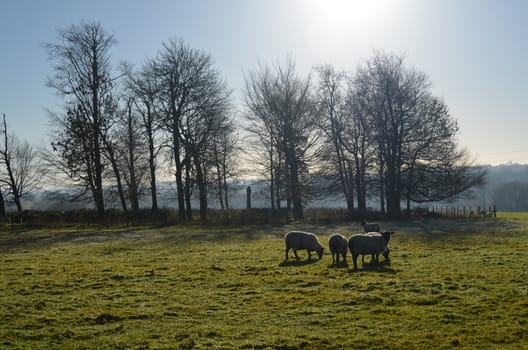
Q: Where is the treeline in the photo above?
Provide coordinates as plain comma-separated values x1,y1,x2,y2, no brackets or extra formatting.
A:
1,21,485,223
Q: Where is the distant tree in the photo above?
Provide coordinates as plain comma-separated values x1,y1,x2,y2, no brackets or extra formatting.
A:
0,114,46,212
244,58,321,220
45,21,115,218
207,111,239,209
492,181,528,211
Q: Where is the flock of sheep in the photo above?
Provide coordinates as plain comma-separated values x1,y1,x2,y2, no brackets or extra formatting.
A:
284,221,394,269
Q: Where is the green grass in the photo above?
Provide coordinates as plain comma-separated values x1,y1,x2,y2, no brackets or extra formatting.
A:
1,214,527,349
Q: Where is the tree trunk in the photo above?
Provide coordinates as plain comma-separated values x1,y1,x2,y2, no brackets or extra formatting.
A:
0,188,5,218
145,105,158,211
106,145,128,212
91,47,105,219
193,153,208,224
127,103,139,211
184,156,193,222
173,130,186,221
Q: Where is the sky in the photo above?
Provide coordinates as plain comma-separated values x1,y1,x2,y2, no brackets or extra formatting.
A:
0,0,527,165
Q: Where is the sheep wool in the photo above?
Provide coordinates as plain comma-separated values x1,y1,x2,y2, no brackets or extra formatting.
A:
328,234,348,264
360,220,381,233
284,231,324,261
348,231,394,269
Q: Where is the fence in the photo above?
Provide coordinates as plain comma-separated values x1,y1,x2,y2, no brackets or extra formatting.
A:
428,205,497,218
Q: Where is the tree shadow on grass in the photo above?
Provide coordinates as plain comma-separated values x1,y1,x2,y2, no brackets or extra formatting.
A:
0,229,146,253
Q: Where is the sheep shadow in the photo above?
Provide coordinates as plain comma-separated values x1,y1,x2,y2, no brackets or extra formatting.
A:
348,260,396,273
279,259,320,267
328,261,349,269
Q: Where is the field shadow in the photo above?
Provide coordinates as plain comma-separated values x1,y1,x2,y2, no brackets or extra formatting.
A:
348,260,396,274
395,218,523,238
0,229,146,253
279,259,320,267
328,261,349,268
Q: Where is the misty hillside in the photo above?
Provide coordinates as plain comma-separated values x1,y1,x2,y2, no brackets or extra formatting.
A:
19,164,528,213
455,163,528,211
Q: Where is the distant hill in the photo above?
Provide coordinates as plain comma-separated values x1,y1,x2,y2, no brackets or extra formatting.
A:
16,164,528,213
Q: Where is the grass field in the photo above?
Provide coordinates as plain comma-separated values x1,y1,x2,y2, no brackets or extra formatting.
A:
1,213,527,349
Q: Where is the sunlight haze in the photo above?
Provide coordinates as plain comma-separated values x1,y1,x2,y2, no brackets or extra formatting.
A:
1,0,526,165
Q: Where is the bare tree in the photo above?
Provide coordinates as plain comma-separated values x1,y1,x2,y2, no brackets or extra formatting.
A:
0,114,46,212
244,58,320,220
45,21,115,218
315,65,356,216
207,111,239,209
353,51,483,217
243,62,283,210
154,37,231,223
124,61,163,211
342,86,374,216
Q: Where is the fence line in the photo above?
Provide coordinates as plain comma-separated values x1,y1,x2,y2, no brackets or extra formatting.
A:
428,205,497,218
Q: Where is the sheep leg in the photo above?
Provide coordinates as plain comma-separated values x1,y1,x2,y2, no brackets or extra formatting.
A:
293,250,300,260
285,247,290,260
352,253,359,269
307,250,312,260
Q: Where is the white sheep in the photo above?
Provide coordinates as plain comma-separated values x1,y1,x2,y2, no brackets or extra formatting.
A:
348,231,394,269
363,232,391,264
360,220,381,232
284,231,324,260
328,234,348,264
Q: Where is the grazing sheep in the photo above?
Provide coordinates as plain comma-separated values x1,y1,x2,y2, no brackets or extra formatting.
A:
348,231,394,269
285,231,324,261
363,232,390,263
360,220,381,233
328,234,348,264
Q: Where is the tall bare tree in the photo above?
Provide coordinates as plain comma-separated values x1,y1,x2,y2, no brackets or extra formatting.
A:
244,58,320,220
342,86,374,216
315,65,356,216
154,38,231,223
208,114,238,209
45,21,115,218
124,61,162,211
353,51,483,217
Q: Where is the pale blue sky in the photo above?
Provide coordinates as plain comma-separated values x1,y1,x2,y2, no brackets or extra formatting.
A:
1,0,527,164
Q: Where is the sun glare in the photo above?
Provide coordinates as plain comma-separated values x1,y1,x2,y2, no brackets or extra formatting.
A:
309,0,389,28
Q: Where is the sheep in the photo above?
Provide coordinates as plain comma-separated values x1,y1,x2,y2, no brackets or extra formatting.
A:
363,232,391,263
360,220,381,233
348,231,394,269
284,231,324,261
328,234,348,264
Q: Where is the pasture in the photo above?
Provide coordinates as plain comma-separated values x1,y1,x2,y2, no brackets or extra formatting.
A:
1,213,527,349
